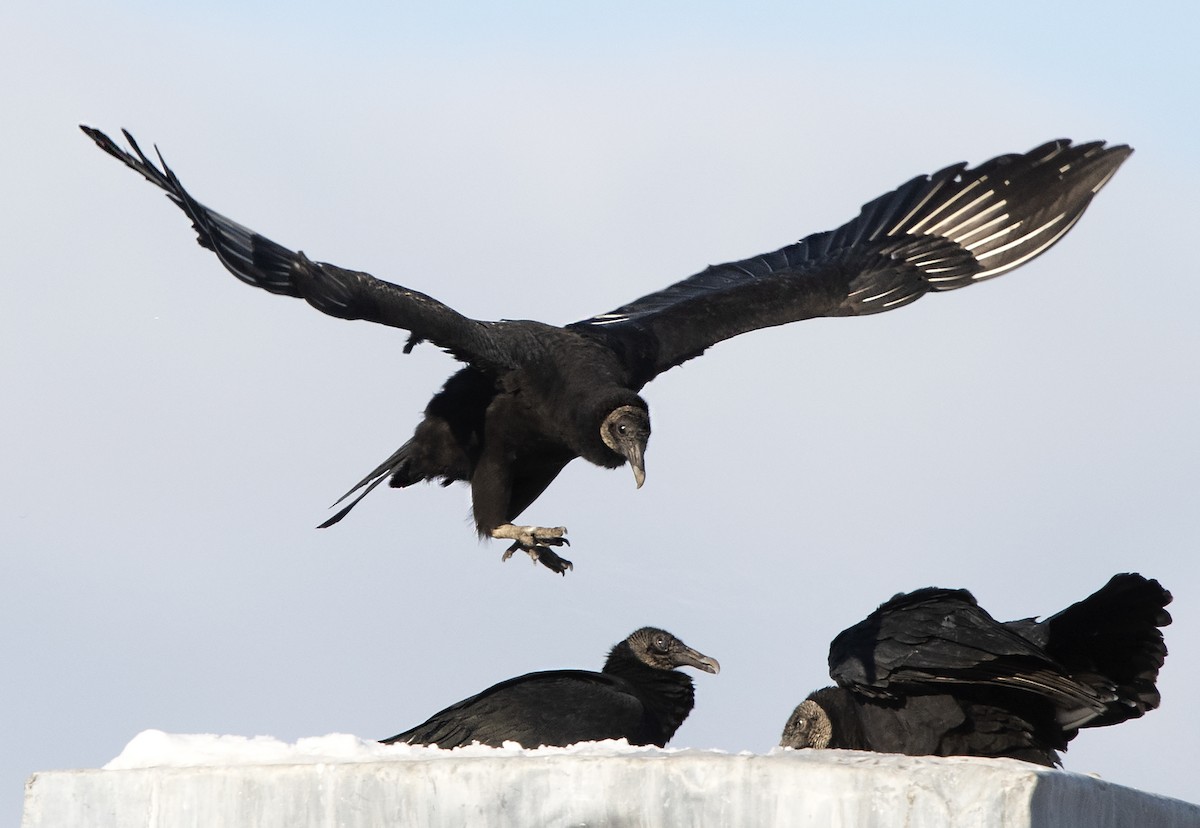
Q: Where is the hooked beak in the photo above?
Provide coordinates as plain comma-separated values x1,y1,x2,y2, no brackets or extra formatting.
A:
676,645,721,675
625,441,646,489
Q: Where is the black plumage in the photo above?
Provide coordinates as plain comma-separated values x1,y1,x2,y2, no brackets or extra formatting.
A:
83,126,1130,573
780,573,1171,766
381,627,719,748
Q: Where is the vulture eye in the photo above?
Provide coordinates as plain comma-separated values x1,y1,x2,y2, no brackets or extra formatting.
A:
653,635,669,652
617,424,627,435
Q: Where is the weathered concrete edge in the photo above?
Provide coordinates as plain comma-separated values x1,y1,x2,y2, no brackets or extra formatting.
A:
23,750,1200,828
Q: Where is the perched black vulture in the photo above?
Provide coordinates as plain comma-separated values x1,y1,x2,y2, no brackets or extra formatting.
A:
380,627,719,748
82,127,1130,573
780,573,1171,766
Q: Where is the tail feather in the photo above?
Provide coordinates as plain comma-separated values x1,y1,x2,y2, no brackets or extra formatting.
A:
318,413,477,528
317,443,417,528
1011,573,1171,728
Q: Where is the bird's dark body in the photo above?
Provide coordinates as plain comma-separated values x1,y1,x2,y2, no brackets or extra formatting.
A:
81,126,1131,572
782,574,1171,765
383,629,716,748
805,685,1061,766
374,325,638,535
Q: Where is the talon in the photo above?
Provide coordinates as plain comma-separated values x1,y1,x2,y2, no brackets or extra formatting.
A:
535,546,573,575
491,524,573,574
501,542,522,563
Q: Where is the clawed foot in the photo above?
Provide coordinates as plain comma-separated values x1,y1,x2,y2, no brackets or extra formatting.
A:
491,524,572,575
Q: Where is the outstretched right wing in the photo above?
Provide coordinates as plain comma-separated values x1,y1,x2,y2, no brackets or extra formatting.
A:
573,140,1131,387
82,126,516,369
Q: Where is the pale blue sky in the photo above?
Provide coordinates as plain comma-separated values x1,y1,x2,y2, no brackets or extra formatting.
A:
3,1,1198,822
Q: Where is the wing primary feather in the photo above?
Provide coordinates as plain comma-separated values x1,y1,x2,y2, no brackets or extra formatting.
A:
82,126,522,370
572,140,1129,382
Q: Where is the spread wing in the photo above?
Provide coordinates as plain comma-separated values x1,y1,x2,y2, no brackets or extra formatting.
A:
82,126,519,370
828,587,1111,728
572,140,1131,386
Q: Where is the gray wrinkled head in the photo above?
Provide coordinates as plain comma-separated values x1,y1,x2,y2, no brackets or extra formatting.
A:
780,699,832,749
600,404,650,488
625,627,720,675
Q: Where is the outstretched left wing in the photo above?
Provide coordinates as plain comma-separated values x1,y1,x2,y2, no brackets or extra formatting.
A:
82,126,517,370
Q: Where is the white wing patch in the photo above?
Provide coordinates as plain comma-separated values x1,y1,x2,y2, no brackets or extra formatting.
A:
974,213,1067,264
588,313,631,326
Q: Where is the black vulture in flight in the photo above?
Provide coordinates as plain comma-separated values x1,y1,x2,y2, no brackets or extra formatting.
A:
82,127,1130,573
380,627,719,748
779,573,1171,766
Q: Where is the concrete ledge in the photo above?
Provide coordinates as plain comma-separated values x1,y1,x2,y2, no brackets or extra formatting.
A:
22,733,1200,827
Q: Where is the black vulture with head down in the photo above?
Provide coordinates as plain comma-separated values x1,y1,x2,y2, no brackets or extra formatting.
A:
82,126,1130,573
382,627,719,748
780,574,1170,766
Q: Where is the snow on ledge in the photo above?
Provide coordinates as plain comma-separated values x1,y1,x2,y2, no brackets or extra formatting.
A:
101,728,673,769
23,731,1200,828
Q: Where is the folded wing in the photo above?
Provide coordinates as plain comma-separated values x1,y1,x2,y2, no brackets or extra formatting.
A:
828,587,1111,728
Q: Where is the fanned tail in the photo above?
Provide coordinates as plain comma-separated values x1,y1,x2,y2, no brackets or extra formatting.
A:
1033,573,1172,728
